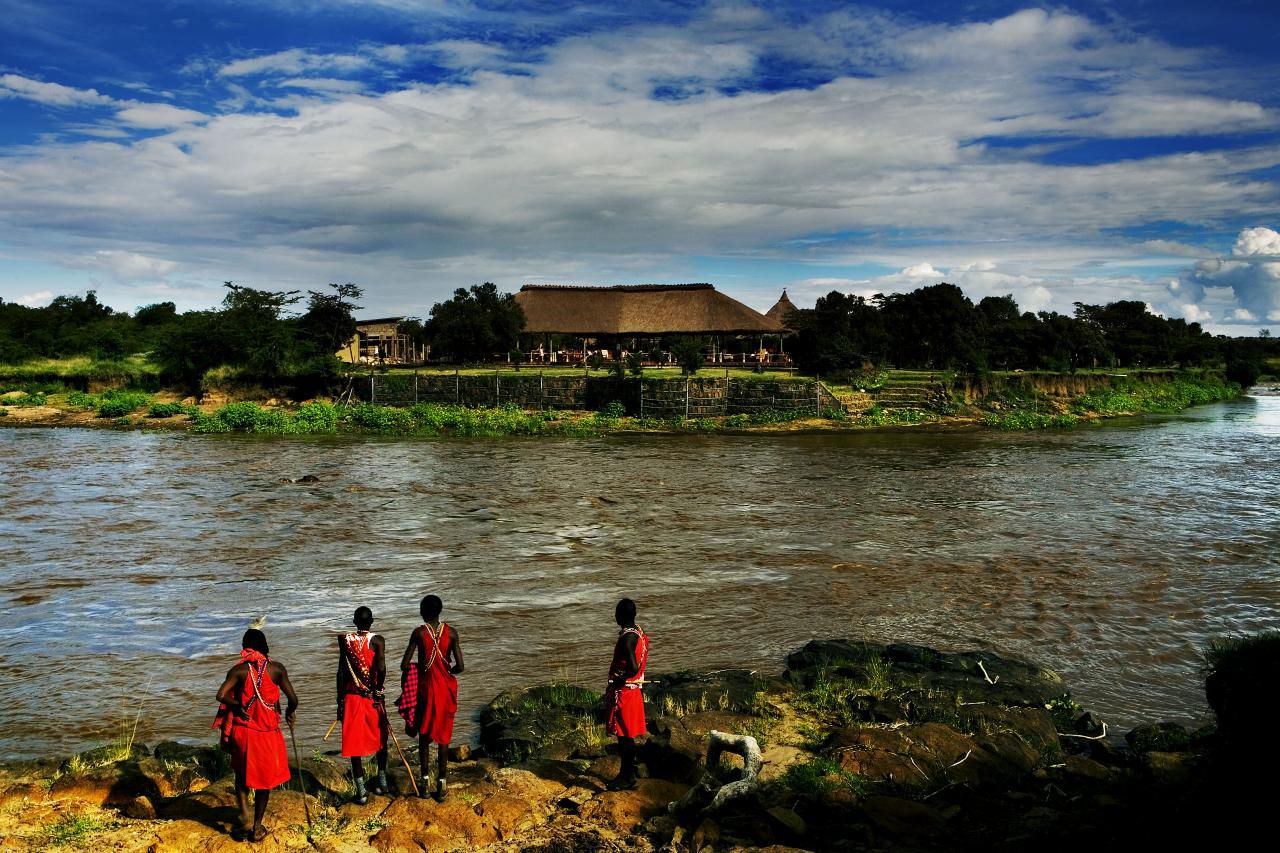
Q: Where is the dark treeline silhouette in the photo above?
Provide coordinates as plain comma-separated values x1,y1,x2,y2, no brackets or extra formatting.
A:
786,282,1274,384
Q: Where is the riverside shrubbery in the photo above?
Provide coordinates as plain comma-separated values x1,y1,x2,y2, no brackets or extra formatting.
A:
95,390,152,418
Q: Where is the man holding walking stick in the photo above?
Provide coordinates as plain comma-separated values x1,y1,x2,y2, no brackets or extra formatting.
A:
337,606,389,804
213,628,299,843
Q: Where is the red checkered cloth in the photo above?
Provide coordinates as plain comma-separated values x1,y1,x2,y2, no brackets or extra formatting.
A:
396,665,420,736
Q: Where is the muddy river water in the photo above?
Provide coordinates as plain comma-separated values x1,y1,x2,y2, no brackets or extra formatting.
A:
2,398,1278,759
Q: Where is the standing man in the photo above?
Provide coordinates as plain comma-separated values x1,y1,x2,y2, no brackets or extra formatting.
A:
338,606,389,804
399,595,464,801
604,598,649,790
213,628,298,844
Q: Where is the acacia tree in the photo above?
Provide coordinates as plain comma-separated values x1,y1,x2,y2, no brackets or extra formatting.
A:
426,282,525,363
296,282,363,357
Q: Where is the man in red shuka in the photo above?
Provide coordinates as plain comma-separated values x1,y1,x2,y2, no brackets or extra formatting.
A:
337,606,388,804
214,628,299,843
604,597,649,790
400,594,464,801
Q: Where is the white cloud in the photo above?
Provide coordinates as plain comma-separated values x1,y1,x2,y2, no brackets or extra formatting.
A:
65,251,179,283
0,7,1277,318
14,290,54,307
115,104,207,128
1233,226,1280,257
219,48,368,78
0,74,113,107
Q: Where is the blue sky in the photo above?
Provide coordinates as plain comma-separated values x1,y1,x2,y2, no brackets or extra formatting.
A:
1,1,1278,333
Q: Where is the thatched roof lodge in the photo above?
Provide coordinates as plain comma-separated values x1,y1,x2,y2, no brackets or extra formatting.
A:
515,284,782,336
765,289,797,330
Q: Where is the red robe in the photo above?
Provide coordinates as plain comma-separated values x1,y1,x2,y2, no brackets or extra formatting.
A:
340,632,387,758
409,623,458,744
605,626,649,738
213,651,291,791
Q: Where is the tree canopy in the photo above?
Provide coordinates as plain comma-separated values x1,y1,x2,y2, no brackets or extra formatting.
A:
425,282,525,363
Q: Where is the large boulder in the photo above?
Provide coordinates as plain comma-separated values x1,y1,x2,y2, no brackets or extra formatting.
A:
479,683,604,764
785,640,1065,708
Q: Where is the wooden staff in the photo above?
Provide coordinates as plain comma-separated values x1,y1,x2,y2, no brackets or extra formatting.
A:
288,720,313,833
382,701,421,798
323,719,338,741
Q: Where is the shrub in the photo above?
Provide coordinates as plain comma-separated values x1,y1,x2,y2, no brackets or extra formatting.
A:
96,390,151,417
293,401,339,434
147,402,185,418
66,391,98,410
600,400,626,419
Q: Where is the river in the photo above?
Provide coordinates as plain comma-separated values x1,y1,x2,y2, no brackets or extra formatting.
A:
2,398,1278,759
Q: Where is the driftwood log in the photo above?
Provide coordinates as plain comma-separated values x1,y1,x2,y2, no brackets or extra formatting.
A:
669,729,763,819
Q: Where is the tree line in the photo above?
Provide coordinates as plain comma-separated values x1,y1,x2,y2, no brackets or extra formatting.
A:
785,283,1274,385
2,279,1274,389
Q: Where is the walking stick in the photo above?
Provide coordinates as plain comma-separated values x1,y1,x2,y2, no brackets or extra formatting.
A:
381,699,421,798
323,719,338,741
288,720,313,833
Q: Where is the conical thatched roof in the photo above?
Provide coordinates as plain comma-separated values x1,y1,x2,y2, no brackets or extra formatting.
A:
765,290,797,330
516,284,783,335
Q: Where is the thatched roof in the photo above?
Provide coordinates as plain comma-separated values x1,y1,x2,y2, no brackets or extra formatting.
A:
765,290,797,330
516,284,783,335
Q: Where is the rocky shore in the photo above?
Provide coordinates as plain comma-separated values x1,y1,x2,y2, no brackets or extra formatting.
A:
0,638,1268,851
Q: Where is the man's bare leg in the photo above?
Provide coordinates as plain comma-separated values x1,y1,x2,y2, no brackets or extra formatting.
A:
252,789,270,841
418,735,433,797
233,773,252,836
350,756,367,804
435,744,448,802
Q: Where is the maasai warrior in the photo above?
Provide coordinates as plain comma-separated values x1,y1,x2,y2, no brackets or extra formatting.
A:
604,598,649,790
213,628,298,843
398,595,464,801
337,606,389,804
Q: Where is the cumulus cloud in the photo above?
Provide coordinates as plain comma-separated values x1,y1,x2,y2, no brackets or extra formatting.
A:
0,6,1277,315
0,73,113,107
114,104,207,128
14,290,54,307
65,250,179,283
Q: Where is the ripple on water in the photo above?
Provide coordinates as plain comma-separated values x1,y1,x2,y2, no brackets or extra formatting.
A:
1,400,1279,758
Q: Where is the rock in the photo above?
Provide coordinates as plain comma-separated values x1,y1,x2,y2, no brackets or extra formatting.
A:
758,746,807,783
479,684,603,764
861,796,946,836
448,744,471,762
691,817,721,850
477,793,542,839
125,794,157,819
579,779,688,833
300,755,352,796
1143,751,1195,786
49,760,162,806
370,824,423,852
642,721,707,783
785,639,1064,708
1061,755,1111,782
493,765,571,801
765,806,806,836
1126,722,1193,754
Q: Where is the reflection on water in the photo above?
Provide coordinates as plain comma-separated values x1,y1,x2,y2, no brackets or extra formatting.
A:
1,398,1279,758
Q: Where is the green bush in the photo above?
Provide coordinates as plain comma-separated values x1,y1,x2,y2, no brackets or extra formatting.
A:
293,401,339,434
983,411,1079,430
147,402,185,418
12,391,48,407
96,390,151,418
66,391,99,410
600,400,626,419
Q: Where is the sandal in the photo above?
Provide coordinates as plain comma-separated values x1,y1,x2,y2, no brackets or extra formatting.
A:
251,825,270,843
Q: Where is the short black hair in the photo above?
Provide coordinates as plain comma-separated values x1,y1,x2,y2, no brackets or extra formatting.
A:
615,598,637,624
354,606,373,629
421,595,443,621
242,628,269,656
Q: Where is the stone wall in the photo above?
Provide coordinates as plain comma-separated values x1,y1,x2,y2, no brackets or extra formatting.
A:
353,374,825,417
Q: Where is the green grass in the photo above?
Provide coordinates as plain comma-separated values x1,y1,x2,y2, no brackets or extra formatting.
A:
983,411,1081,430
43,815,107,847
782,756,871,798
0,355,160,387
372,365,803,381
857,406,933,426
1070,375,1239,416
